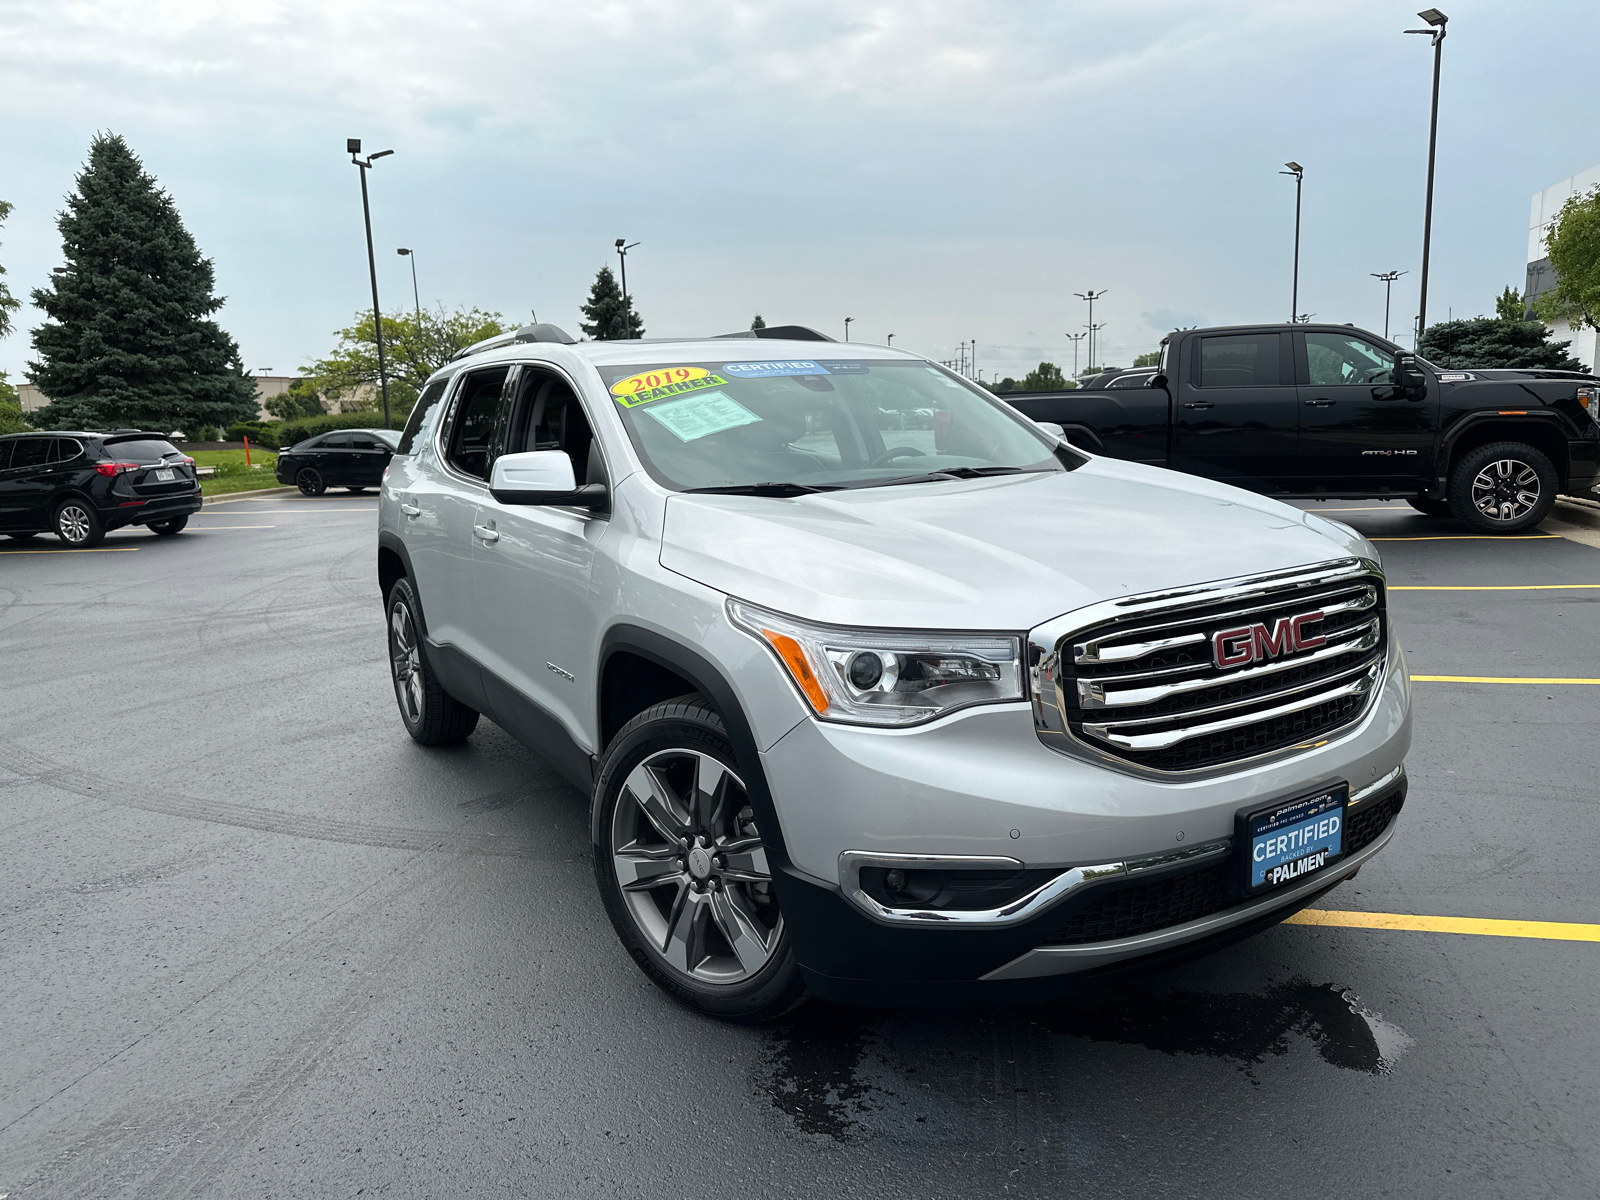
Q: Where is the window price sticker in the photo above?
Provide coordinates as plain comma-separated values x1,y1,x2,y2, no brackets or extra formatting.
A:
643,392,763,442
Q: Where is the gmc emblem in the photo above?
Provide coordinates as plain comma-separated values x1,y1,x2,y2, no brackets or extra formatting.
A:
1213,610,1326,669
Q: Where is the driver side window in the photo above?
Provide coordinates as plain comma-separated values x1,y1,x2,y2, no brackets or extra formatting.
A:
1305,333,1396,387
445,367,510,480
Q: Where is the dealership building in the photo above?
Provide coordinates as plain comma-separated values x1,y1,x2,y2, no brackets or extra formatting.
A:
1527,163,1599,374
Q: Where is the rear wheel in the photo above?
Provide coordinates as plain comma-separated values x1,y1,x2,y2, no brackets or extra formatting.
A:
386,576,479,744
593,696,804,1023
53,500,104,548
149,516,188,535
1407,498,1452,518
1448,441,1557,534
296,467,326,496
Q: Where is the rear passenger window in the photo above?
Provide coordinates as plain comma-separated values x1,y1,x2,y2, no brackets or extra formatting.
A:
445,368,509,480
52,438,85,462
10,438,51,469
398,379,450,455
0,441,12,469
321,433,353,449
1198,334,1283,388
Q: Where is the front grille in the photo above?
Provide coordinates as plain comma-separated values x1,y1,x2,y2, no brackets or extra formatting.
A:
1063,570,1387,772
1039,787,1404,946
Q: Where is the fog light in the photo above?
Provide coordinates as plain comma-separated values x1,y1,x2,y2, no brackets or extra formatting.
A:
884,868,907,891
847,651,885,690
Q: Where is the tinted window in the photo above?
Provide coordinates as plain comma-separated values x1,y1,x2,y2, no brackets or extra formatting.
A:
10,438,52,469
398,379,450,455
1305,333,1397,387
1107,372,1153,389
446,369,509,480
51,438,85,463
1198,335,1282,388
320,432,353,449
101,437,180,462
349,435,382,451
0,441,12,470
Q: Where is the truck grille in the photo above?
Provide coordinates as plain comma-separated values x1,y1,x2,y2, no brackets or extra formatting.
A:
1030,560,1387,774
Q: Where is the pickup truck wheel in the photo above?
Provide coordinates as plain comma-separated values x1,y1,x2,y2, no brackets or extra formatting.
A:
1448,441,1557,534
1407,498,1453,518
593,696,805,1023
385,576,479,744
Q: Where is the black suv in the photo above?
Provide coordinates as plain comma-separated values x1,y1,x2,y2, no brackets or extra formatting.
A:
0,431,202,548
276,428,398,495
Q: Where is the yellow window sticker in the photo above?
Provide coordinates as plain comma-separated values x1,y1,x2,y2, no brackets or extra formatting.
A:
611,367,727,407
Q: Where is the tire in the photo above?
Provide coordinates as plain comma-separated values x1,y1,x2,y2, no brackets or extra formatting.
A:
385,576,479,745
53,500,105,548
8,532,38,540
346,487,368,494
592,696,805,1023
1407,498,1453,518
150,516,188,535
296,467,326,496
1448,441,1558,534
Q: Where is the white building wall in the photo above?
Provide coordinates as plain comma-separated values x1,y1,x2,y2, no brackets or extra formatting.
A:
1528,165,1600,373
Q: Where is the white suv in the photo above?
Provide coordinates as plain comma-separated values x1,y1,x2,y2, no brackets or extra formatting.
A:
377,325,1411,1021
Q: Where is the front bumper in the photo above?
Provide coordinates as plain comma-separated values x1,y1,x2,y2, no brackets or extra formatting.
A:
760,634,1411,1000
1566,438,1600,495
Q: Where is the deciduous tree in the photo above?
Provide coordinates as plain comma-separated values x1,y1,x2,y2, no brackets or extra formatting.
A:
1019,362,1068,391
29,134,257,432
265,376,326,421
1538,187,1600,329
0,199,19,339
309,305,510,415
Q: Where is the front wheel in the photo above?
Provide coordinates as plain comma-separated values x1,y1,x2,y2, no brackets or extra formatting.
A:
386,576,479,744
150,516,188,535
1448,441,1558,534
593,696,804,1023
296,467,326,496
54,500,105,548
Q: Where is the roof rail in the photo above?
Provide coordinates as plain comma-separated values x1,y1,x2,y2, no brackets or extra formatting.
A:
711,324,835,342
452,322,577,362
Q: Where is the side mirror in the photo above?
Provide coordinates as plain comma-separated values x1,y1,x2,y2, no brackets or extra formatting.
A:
489,449,607,510
1035,421,1066,441
1395,354,1427,392
1147,373,1169,390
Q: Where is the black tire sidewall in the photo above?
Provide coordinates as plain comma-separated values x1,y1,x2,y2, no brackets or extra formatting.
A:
297,468,325,495
1449,441,1558,534
386,578,429,738
53,500,104,547
384,576,478,745
152,516,187,534
592,698,805,1023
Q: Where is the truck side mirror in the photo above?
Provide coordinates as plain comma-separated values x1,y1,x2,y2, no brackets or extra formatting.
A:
1148,373,1169,390
1395,354,1426,392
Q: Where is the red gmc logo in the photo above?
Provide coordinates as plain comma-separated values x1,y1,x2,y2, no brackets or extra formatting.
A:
1213,610,1326,669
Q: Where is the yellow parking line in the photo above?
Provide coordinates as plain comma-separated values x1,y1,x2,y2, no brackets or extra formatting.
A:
1412,674,1600,684
187,524,277,529
1391,584,1600,591
1288,909,1600,942
1369,535,1561,541
0,546,142,554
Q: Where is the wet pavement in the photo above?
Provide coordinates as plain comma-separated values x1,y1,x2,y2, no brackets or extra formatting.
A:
1,491,1596,1197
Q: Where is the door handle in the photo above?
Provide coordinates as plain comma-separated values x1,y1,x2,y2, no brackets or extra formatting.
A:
473,523,499,543
399,502,421,517
1182,401,1214,410
1304,398,1336,407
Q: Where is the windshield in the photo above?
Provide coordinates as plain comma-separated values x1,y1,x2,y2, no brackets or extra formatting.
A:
597,358,1062,491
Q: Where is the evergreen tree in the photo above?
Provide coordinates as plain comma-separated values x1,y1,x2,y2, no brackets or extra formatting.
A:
579,266,643,340
750,314,766,331
28,133,257,432
0,199,19,338
1417,317,1581,370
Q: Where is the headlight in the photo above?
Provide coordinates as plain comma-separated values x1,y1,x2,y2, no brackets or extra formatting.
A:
727,598,1023,727
1579,386,1599,425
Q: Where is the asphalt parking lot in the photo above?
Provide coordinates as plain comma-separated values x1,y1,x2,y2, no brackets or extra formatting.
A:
3,488,1598,1198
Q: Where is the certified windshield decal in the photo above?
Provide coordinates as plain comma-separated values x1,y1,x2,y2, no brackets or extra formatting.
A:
611,367,728,407
643,392,762,442
814,361,870,375
722,360,830,379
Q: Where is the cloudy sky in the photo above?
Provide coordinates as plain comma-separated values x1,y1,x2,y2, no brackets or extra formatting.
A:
1,0,1596,384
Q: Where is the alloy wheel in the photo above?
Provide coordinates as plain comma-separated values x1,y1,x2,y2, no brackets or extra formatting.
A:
389,600,424,724
1470,458,1540,522
57,504,92,544
611,748,782,984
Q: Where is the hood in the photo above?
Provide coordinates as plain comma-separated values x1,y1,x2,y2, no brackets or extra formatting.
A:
659,459,1372,630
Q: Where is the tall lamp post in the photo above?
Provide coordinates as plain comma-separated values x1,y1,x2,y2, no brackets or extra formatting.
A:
396,248,422,327
1280,162,1304,323
614,239,640,338
1371,270,1407,340
886,333,895,347
1406,9,1448,335
347,139,393,426
1065,331,1087,379
844,316,854,342
1074,290,1107,372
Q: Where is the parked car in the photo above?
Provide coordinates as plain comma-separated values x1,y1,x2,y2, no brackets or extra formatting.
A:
1007,323,1600,533
0,431,201,548
276,428,399,495
375,326,1411,1020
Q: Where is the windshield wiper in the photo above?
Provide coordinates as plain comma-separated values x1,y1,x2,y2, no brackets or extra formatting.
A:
846,466,1040,490
683,481,844,497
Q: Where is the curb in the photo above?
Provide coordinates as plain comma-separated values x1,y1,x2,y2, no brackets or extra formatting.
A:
202,486,297,504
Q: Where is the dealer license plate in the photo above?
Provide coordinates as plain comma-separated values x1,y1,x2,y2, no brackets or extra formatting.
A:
155,468,175,481
1236,785,1346,894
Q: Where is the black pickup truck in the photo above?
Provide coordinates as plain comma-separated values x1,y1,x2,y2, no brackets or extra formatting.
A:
1006,322,1600,533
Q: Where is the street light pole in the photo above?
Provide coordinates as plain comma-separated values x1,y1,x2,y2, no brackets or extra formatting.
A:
886,333,895,347
396,248,421,327
1066,332,1086,379
1074,290,1107,372
1407,9,1448,335
844,317,854,342
613,239,640,338
1086,323,1106,373
348,138,393,426
1371,270,1407,340
1280,162,1304,323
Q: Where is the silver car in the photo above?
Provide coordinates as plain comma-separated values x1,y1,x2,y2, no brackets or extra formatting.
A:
377,327,1411,1021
